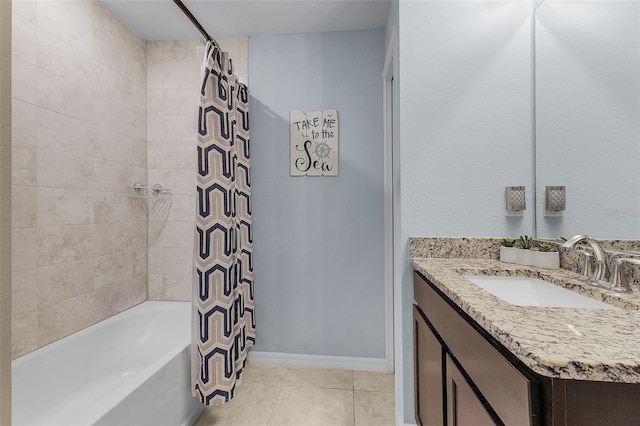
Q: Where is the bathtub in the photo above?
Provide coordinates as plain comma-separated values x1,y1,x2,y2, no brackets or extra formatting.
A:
12,301,203,426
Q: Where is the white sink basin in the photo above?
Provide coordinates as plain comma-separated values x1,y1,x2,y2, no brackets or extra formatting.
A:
464,275,617,310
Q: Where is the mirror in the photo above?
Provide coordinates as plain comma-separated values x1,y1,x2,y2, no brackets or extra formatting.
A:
534,0,640,241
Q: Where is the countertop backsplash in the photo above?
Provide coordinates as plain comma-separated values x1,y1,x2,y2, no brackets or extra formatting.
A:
409,237,640,289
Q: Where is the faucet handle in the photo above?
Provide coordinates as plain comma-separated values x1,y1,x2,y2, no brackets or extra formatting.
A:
575,249,594,281
609,257,640,293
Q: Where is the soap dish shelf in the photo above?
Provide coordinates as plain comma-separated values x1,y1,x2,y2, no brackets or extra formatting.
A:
129,183,171,200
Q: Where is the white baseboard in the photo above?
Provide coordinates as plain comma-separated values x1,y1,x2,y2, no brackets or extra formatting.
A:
249,351,387,372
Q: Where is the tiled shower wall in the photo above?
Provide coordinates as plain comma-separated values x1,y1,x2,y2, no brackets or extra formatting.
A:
11,0,147,358
145,38,248,301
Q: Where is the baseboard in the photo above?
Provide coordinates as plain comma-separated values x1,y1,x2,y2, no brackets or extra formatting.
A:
249,351,387,372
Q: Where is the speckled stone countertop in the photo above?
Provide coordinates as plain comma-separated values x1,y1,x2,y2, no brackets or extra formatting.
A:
411,256,640,384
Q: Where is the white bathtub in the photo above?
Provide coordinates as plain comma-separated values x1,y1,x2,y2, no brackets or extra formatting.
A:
12,301,203,426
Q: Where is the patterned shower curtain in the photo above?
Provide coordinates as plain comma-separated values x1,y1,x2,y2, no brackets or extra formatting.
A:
192,41,255,406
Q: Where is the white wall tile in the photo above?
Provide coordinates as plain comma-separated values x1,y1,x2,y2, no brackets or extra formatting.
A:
163,142,196,169
37,107,94,156
147,143,163,169
37,259,94,307
162,221,194,248
148,247,163,273
133,248,147,279
132,166,146,188
12,55,37,104
146,114,167,143
93,191,131,224
93,125,132,165
162,61,200,89
37,225,94,267
13,0,37,24
162,274,191,301
162,40,200,63
12,185,37,228
146,41,162,63
37,188,94,227
11,99,37,146
147,89,163,117
163,168,196,195
11,0,149,358
37,0,93,57
37,291,96,347
12,227,37,271
147,62,163,90
92,1,144,86
93,61,132,107
12,268,37,315
12,144,36,186
131,222,147,250
162,89,199,116
37,26,93,88
168,194,196,222
163,114,197,143
93,159,132,193
93,251,132,289
12,311,38,359
93,96,135,138
94,222,132,257
130,139,147,168
162,247,192,275
12,12,37,63
37,148,93,190
148,273,163,299
37,67,92,122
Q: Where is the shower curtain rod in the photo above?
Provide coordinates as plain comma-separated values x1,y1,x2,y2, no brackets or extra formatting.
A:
172,0,218,46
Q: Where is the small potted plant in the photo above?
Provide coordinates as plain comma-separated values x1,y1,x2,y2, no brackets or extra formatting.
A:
532,243,559,269
499,238,519,264
514,235,533,266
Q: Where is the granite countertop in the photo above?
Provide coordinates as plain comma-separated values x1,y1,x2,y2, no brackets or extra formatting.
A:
411,257,640,383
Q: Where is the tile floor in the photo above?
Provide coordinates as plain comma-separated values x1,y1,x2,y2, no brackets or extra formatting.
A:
194,363,395,426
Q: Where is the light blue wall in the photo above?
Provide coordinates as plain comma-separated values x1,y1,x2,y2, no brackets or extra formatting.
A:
397,2,534,422
248,29,386,358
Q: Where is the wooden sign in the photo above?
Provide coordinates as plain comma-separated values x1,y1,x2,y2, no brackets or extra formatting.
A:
290,109,339,176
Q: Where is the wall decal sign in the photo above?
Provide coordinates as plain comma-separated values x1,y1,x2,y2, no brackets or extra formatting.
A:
290,109,338,176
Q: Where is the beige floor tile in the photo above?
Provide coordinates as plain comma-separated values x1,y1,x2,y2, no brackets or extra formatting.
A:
283,366,354,390
354,371,395,393
354,391,395,426
194,382,281,426
243,362,289,385
268,386,354,426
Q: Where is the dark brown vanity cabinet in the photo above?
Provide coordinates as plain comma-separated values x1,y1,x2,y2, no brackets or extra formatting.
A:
414,305,444,426
445,354,495,426
414,270,640,426
413,271,538,426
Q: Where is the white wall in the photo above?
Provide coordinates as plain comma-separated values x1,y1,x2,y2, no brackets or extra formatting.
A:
535,1,640,240
249,29,386,359
398,2,534,421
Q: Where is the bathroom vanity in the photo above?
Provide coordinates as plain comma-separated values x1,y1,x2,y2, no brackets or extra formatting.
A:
412,256,640,426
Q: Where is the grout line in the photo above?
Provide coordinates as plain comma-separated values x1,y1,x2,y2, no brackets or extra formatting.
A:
265,367,287,426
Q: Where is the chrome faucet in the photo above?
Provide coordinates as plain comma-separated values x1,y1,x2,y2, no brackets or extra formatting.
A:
561,235,609,283
609,257,640,293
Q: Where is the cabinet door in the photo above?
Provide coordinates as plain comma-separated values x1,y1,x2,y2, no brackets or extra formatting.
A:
446,354,496,426
414,306,444,426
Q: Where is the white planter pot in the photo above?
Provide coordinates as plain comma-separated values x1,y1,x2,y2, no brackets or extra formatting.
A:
517,248,532,266
499,246,520,264
532,251,560,269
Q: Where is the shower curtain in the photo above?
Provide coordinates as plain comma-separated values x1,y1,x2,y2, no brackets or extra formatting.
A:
192,41,255,406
